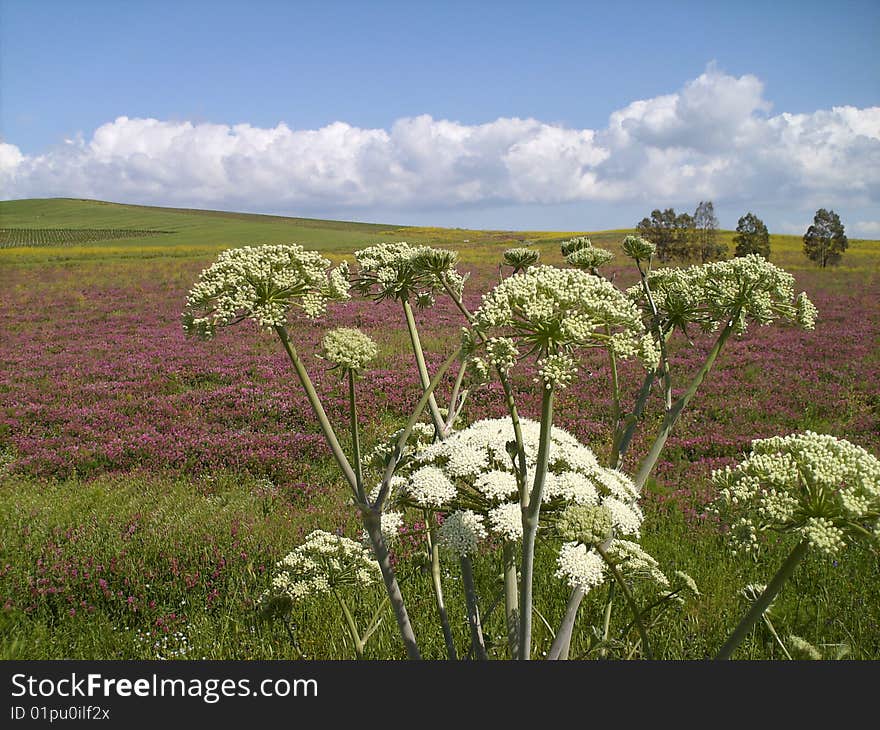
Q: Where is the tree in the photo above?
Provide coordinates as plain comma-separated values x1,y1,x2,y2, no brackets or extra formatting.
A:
693,200,725,262
733,212,770,259
803,209,847,267
636,208,694,262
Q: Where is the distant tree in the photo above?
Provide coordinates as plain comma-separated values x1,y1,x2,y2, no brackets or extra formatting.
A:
636,208,694,262
733,212,770,259
803,209,848,267
693,200,725,262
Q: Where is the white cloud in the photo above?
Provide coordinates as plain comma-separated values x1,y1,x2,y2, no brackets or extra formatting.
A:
1,65,879,221
852,220,880,237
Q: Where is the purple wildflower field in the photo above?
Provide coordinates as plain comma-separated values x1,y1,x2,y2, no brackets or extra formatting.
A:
2,257,878,517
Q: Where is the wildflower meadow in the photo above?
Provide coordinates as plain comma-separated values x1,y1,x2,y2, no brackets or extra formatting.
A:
1,200,878,661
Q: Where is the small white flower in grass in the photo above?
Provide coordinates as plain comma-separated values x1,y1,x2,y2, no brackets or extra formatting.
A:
488,502,523,542
556,542,606,594
321,327,378,373
406,466,457,508
787,635,823,660
606,539,669,588
674,571,700,597
263,530,380,609
438,510,487,557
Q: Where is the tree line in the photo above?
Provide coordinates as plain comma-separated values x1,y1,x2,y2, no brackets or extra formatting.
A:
635,204,849,266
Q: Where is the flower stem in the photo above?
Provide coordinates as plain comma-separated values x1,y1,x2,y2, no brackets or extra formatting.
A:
274,325,358,495
547,587,584,660
716,539,810,660
634,319,735,491
402,299,447,439
460,555,488,660
333,589,364,659
348,370,365,503
426,513,457,660
518,386,555,660
596,543,653,659
503,541,519,659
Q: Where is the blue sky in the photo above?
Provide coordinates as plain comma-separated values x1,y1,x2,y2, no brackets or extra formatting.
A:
1,0,878,234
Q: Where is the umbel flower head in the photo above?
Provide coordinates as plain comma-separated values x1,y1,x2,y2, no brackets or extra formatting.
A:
712,431,880,557
321,327,379,373
352,242,466,305
260,530,380,614
627,254,817,335
503,247,540,271
183,244,350,338
621,235,656,262
400,417,644,539
565,245,614,272
471,264,656,370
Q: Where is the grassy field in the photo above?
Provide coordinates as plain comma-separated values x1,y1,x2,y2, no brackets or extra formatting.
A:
1,198,878,660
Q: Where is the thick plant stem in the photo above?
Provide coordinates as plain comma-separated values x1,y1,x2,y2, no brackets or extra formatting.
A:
634,320,735,491
362,510,421,659
426,515,457,660
334,590,364,659
275,326,358,494
503,541,519,659
460,556,488,660
518,387,555,660
402,299,447,439
716,539,810,661
610,367,656,469
547,587,584,660
348,370,366,503
596,544,653,660
275,326,421,659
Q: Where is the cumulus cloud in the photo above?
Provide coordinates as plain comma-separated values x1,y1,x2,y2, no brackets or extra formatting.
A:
1,65,879,219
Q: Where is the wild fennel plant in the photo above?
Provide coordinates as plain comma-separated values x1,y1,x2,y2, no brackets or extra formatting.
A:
183,236,878,660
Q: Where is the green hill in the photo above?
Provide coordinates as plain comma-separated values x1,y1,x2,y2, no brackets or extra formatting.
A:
1,197,877,270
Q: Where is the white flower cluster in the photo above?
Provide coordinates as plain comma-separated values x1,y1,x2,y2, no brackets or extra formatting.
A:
183,245,350,338
503,247,540,270
628,254,817,334
264,530,380,606
555,542,606,593
621,235,656,262
536,351,578,389
321,327,379,372
566,245,615,271
401,417,643,545
472,265,651,371
712,431,880,556
438,510,487,557
353,242,465,304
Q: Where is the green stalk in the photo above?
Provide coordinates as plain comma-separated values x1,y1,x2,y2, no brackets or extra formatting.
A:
374,347,463,510
518,386,555,660
634,318,735,491
503,541,519,659
426,513,458,660
445,359,469,430
333,589,364,659
596,544,653,659
348,370,366,503
547,587,584,660
274,325,358,494
600,582,616,659
716,539,810,660
402,299,447,439
274,326,421,659
361,509,421,659
460,555,488,660
610,367,656,469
